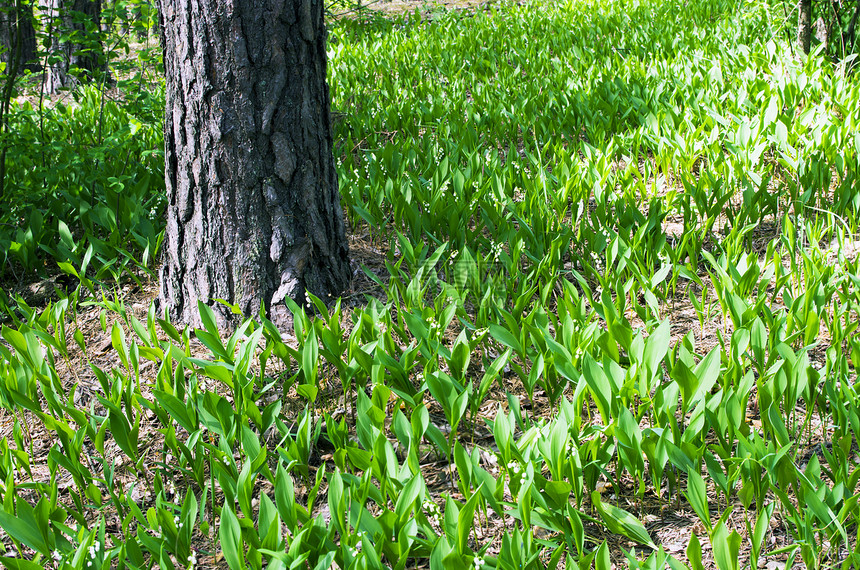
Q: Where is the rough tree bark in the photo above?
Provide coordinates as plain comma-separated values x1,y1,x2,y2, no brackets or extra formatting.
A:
43,0,103,93
797,0,813,54
157,0,350,327
0,1,39,73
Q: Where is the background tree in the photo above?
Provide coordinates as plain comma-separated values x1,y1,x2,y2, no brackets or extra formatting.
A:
794,0,860,58
1,0,39,202
157,0,350,327
846,0,860,53
798,0,813,54
43,0,104,92
0,1,39,73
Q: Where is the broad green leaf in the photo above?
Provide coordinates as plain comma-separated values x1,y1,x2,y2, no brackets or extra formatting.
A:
0,506,50,555
457,484,483,555
111,322,130,370
591,491,656,548
685,471,711,532
582,354,611,424
488,323,523,354
687,532,705,570
643,320,670,376
219,504,245,570
153,390,196,433
197,300,221,339
711,522,740,570
0,557,44,570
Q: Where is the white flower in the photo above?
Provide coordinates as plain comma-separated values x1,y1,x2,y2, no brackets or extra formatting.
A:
421,499,442,525
473,556,486,568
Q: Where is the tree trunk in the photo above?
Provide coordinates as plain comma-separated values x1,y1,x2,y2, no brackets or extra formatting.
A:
43,0,103,93
0,1,39,72
797,0,813,54
846,0,860,53
157,0,350,328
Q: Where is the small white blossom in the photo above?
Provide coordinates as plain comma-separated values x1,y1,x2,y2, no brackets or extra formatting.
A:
422,499,442,525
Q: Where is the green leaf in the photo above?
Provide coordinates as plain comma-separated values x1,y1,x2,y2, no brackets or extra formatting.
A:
219,504,245,570
711,522,740,570
196,329,230,361
685,471,711,532
763,96,778,128
296,384,318,403
591,491,656,548
544,480,572,507
595,541,611,570
488,323,523,355
751,503,773,560
643,320,670,376
152,390,196,433
692,346,721,406
197,300,221,338
0,506,51,556
0,557,44,570
301,328,319,385
111,322,130,370
582,354,611,424
274,463,297,529
687,532,705,570
457,485,483,555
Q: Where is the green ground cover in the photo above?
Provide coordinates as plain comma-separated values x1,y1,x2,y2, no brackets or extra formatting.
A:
0,0,859,567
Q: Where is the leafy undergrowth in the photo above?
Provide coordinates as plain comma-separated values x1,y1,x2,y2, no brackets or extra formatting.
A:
1,0,860,568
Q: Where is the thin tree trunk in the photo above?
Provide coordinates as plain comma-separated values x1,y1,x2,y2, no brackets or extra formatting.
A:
798,0,813,54
157,0,350,328
43,0,103,93
0,0,27,202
